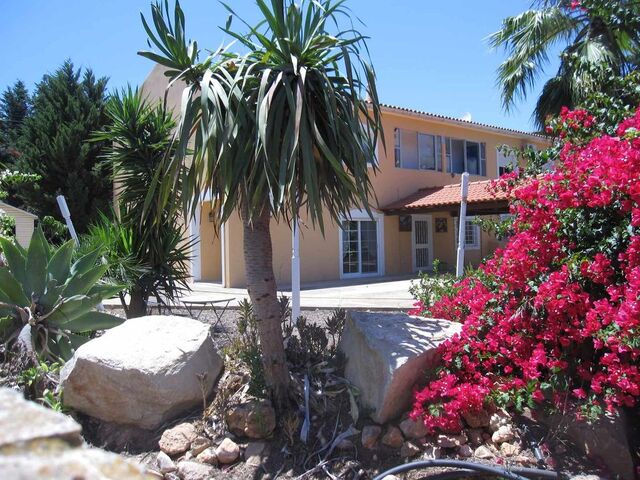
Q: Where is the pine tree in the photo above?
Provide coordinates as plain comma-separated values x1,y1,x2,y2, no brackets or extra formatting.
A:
0,80,31,166
16,60,112,233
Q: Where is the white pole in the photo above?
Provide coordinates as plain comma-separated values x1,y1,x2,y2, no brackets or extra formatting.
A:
291,219,301,321
456,172,469,277
56,195,79,246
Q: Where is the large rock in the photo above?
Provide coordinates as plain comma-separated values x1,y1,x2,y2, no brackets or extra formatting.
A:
339,312,461,423
60,315,223,430
0,388,82,448
0,388,151,480
544,410,634,480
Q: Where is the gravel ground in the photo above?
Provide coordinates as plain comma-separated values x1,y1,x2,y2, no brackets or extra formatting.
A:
106,306,362,351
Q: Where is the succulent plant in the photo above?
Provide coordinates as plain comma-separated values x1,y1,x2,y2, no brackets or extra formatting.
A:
0,227,123,361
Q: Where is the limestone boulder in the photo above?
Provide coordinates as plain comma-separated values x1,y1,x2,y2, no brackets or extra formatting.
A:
339,312,461,423
544,409,634,480
60,315,223,430
0,388,151,480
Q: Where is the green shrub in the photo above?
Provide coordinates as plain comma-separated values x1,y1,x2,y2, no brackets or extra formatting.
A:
408,260,461,315
0,227,123,362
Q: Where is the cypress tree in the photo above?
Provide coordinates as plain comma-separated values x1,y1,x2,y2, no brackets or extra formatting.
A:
17,60,112,233
0,80,31,166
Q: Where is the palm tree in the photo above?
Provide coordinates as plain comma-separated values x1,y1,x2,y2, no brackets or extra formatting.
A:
139,0,382,408
89,88,193,318
490,0,640,129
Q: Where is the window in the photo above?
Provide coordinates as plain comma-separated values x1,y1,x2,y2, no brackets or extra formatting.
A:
446,138,486,176
454,217,481,250
394,128,442,171
361,121,378,167
340,211,384,277
497,147,518,178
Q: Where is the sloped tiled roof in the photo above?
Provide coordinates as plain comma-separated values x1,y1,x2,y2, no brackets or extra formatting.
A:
381,180,508,213
380,103,546,140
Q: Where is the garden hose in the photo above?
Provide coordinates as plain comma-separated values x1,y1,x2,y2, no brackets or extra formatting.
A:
372,459,559,480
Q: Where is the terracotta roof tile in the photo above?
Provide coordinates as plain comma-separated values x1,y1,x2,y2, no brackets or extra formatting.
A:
379,103,547,140
382,180,508,212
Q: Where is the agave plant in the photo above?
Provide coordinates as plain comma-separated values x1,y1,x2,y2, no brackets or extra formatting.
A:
0,228,123,362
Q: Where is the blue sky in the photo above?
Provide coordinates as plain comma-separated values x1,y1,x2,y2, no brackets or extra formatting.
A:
1,0,558,132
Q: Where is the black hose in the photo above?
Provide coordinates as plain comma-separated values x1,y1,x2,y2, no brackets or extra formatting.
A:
372,459,559,480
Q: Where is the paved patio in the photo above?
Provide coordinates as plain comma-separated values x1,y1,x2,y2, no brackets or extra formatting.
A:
104,276,417,311
195,276,416,310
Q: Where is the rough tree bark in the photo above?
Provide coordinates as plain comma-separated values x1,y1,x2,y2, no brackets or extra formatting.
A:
242,207,291,410
126,287,148,319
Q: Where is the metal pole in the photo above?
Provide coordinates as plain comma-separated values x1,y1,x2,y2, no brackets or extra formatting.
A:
456,172,469,277
291,218,301,321
56,195,79,246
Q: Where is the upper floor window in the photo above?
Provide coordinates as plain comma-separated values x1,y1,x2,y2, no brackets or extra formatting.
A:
394,128,442,171
497,147,518,177
361,121,378,167
445,138,486,176
393,127,487,176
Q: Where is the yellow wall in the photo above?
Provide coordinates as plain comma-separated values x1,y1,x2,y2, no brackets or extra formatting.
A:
141,65,549,287
198,201,222,282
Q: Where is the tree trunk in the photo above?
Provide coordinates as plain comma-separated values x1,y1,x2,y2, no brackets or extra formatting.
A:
127,287,148,318
242,207,291,410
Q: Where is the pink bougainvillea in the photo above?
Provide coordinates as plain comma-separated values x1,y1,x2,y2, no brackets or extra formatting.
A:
411,108,640,433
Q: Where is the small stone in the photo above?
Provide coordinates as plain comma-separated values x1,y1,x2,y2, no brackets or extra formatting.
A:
463,409,490,428
164,474,180,480
400,441,421,458
381,426,404,449
159,423,198,457
361,425,382,449
215,437,240,464
500,442,521,457
382,476,401,480
514,454,538,466
467,429,484,446
337,439,355,450
190,436,211,456
244,441,266,467
155,451,177,474
436,433,467,448
398,417,428,439
474,445,495,460
491,425,515,444
422,445,442,459
176,460,215,480
458,444,473,458
489,410,511,432
569,476,602,480
225,399,277,439
196,447,218,465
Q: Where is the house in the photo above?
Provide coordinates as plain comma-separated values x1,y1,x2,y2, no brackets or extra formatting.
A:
0,201,37,247
142,65,548,288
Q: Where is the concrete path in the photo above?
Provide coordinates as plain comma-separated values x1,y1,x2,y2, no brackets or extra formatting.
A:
104,276,417,311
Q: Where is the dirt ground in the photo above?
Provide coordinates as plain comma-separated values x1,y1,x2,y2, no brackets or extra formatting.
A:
0,306,618,479
103,306,609,480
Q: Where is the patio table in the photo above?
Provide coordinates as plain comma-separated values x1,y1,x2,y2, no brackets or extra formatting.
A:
180,296,235,332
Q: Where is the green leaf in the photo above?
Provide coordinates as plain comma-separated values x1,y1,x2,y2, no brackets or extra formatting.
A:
47,240,75,284
46,295,102,327
0,237,27,291
25,227,49,297
62,264,109,297
62,311,124,333
70,248,101,276
0,268,29,306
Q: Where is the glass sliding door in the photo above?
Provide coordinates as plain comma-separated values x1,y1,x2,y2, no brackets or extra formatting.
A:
341,219,379,276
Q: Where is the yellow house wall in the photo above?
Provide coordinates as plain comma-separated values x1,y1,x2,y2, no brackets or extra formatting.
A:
140,65,549,287
198,201,222,282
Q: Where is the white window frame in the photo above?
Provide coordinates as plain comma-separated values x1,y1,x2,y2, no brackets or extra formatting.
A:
496,146,518,178
454,216,481,250
446,138,486,176
411,214,434,272
394,128,442,172
338,208,385,279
